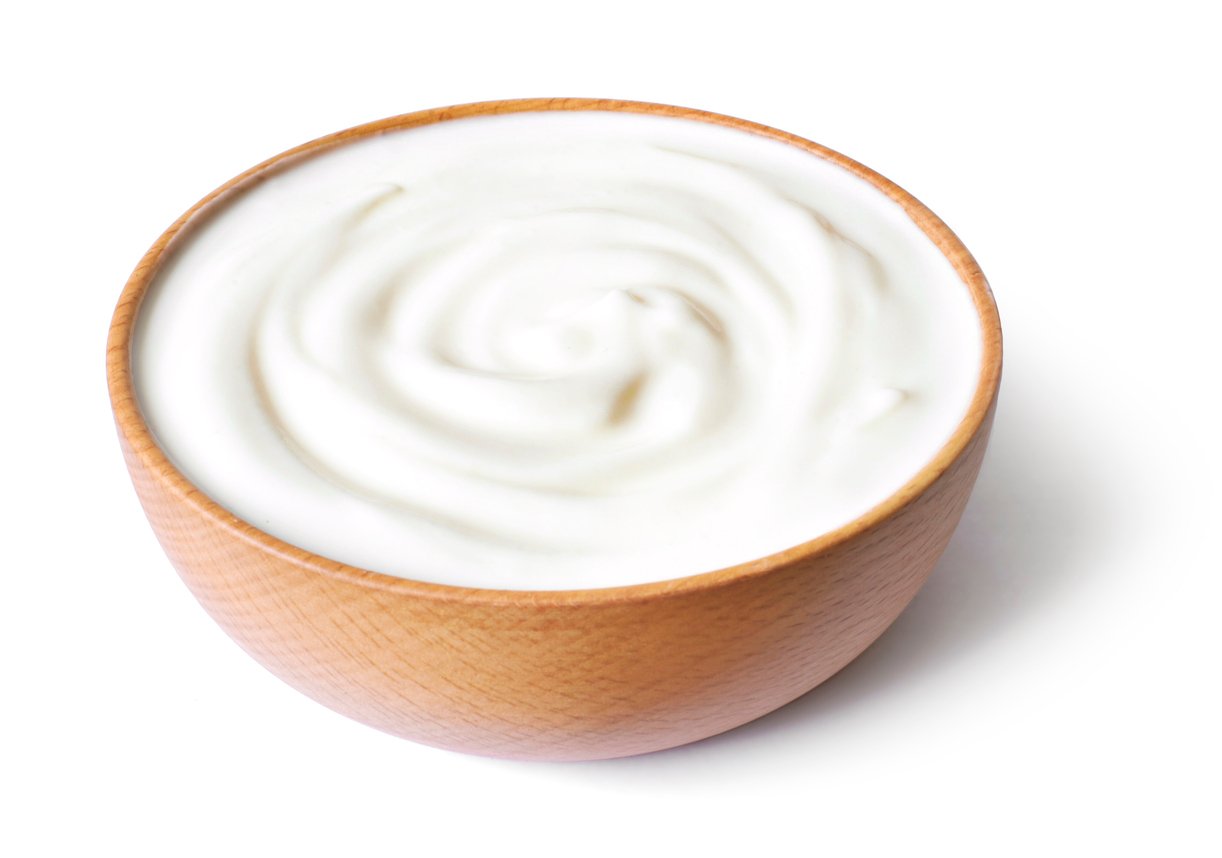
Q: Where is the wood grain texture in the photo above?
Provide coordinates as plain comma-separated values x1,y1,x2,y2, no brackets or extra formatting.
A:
107,99,1003,761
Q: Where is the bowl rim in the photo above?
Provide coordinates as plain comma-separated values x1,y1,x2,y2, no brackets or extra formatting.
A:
106,97,1003,606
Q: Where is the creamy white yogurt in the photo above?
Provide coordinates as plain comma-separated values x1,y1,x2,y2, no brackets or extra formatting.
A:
135,110,982,590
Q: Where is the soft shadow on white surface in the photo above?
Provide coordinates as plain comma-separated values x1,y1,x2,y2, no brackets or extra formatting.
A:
527,370,1107,780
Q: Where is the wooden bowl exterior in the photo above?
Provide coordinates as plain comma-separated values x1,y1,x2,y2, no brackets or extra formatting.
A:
108,99,1002,761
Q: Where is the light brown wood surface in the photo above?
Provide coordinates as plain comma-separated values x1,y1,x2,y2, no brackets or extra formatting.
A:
107,99,1003,761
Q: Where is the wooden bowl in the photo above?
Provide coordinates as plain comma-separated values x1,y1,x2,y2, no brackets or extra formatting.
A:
107,99,1002,761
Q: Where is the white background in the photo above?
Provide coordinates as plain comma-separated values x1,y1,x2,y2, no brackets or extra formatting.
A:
3,1,1219,855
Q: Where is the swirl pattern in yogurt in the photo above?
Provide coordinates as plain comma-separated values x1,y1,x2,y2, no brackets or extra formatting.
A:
135,110,982,589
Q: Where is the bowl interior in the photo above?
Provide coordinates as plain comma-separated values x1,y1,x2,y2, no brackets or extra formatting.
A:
106,97,1003,604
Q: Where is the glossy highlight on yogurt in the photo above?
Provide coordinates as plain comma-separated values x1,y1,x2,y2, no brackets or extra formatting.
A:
135,110,982,589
